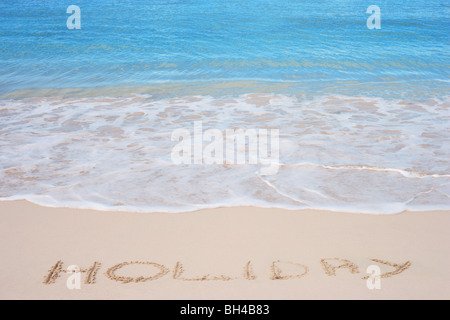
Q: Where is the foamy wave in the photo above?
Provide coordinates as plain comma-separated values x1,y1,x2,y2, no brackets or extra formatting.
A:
0,94,449,214
280,163,450,179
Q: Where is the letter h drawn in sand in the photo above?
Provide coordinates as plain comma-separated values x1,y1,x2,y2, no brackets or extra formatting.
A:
43,260,102,285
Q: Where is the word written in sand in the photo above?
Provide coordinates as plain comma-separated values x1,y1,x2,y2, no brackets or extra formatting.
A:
43,258,411,285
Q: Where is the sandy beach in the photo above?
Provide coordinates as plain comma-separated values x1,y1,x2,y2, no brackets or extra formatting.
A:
0,200,448,300
1,0,449,304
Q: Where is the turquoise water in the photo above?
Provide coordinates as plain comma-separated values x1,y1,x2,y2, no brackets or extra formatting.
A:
0,0,449,98
0,1,449,213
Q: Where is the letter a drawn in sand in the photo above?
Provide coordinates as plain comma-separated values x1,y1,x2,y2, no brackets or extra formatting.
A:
320,258,360,276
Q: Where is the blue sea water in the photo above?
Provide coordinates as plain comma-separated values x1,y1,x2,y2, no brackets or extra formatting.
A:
0,0,449,98
0,1,449,213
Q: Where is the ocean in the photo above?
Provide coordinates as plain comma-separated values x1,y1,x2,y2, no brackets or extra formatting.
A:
0,0,449,213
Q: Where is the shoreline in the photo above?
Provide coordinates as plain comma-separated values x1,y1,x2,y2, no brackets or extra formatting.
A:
2,81,448,100
1,198,449,216
0,200,449,299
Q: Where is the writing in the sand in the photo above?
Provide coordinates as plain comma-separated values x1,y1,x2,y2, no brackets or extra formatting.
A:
42,258,411,285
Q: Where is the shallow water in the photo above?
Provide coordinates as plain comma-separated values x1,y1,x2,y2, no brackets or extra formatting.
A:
0,94,448,213
0,1,449,213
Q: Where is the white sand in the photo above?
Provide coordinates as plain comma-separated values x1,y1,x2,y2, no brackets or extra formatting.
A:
0,200,449,299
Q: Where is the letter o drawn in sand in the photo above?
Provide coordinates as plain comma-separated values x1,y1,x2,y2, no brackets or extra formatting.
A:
105,261,169,283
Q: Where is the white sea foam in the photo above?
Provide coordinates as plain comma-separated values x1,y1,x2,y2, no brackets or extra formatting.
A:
0,94,449,214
